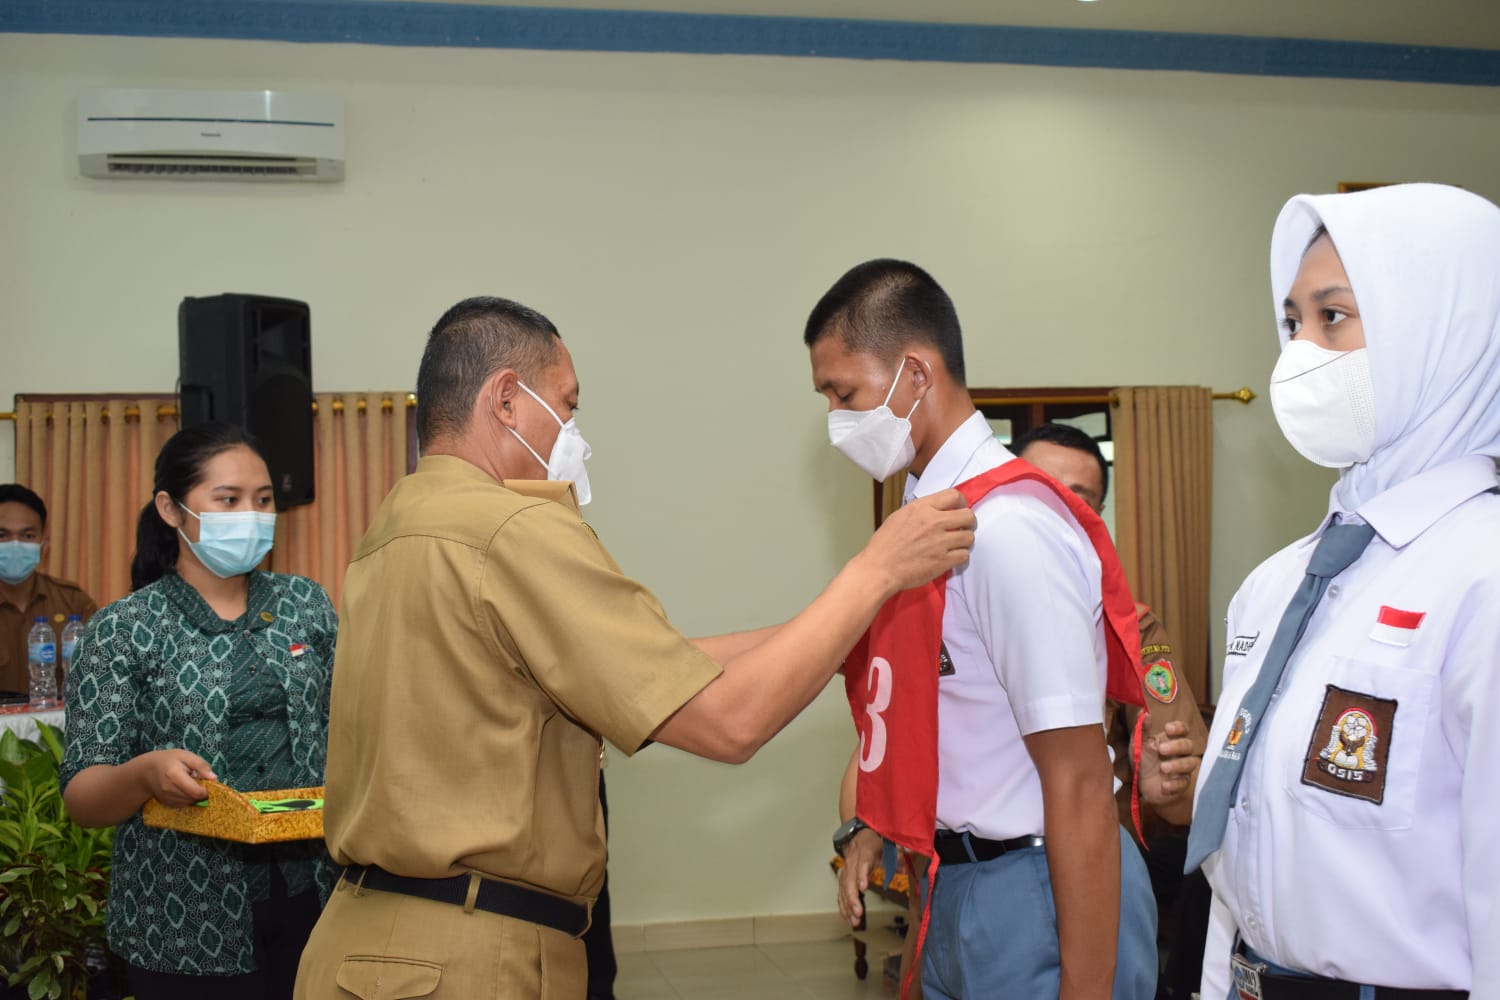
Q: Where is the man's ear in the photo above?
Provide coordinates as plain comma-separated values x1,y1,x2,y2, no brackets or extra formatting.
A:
907,352,936,399
154,491,183,529
488,370,522,429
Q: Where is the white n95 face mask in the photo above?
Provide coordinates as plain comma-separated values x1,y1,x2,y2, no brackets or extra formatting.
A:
828,360,921,482
508,382,593,505
1269,340,1376,469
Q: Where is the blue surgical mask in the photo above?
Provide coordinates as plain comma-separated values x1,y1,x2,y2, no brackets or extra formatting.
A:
177,504,277,579
0,541,42,585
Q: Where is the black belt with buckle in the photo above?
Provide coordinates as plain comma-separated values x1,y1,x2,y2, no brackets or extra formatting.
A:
343,864,589,937
932,830,1045,865
1232,942,1467,1000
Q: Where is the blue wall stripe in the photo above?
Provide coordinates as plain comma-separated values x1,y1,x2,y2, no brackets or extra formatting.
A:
5,0,1499,87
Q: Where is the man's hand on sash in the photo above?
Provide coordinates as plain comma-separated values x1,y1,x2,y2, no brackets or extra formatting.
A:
856,488,976,595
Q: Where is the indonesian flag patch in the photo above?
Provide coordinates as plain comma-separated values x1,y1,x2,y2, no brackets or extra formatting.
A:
1369,605,1425,647
289,643,307,658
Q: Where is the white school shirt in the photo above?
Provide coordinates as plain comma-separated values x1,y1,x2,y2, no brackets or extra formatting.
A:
1198,455,1500,995
905,412,1108,840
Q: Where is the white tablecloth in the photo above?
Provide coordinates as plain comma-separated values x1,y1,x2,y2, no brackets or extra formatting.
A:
0,707,65,742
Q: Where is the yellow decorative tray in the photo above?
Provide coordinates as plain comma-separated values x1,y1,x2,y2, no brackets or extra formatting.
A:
142,780,325,843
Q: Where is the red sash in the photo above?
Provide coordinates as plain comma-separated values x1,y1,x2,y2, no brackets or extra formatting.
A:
843,459,1145,998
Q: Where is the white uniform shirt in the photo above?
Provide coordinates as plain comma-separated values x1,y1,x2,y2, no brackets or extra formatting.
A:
905,412,1107,840
1199,455,1500,994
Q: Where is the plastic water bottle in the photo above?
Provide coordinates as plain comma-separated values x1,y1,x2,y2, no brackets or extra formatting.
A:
60,614,84,705
27,616,59,709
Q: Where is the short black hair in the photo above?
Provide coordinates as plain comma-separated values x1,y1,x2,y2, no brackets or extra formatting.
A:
0,484,46,528
803,259,967,386
1010,423,1110,505
415,296,562,447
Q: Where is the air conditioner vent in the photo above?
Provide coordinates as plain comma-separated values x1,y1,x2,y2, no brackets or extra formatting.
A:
105,155,319,178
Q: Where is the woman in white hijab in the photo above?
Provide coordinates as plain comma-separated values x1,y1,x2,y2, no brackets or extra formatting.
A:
1194,183,1500,1000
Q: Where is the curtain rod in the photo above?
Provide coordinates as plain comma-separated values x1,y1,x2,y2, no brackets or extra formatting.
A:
970,386,1256,408
2,387,1257,423
0,394,419,423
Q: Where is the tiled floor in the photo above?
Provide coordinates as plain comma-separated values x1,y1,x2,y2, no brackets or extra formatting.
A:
616,939,902,1000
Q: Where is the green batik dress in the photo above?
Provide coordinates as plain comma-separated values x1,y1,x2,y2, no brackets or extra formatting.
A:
60,571,337,975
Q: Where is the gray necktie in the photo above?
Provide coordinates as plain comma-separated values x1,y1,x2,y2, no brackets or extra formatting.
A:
1184,521,1376,872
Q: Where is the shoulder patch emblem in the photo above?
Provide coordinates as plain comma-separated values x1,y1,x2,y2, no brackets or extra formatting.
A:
1143,660,1178,703
1301,684,1397,804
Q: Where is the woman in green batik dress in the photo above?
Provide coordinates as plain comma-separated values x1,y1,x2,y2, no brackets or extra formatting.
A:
60,422,337,1000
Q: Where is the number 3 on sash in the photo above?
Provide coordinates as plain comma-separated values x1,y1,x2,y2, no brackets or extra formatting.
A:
858,656,893,772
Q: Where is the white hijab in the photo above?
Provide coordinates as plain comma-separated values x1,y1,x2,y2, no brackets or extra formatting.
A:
1269,183,1500,511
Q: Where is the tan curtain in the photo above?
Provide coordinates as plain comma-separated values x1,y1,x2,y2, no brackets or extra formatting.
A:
270,393,412,608
11,392,411,611
13,396,179,606
1112,386,1214,705
876,472,905,526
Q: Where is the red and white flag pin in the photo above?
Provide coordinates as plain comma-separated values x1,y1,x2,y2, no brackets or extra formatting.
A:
1370,606,1425,647
289,643,308,658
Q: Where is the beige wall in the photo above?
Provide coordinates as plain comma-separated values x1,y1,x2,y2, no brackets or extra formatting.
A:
3,32,1495,925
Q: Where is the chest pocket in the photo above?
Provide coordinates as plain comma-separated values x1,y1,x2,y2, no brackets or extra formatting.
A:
1280,655,1434,831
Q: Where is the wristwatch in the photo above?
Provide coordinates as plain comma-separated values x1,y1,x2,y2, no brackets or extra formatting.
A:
833,817,870,858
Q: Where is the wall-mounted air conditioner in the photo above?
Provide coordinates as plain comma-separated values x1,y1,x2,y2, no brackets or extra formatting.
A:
78,89,345,182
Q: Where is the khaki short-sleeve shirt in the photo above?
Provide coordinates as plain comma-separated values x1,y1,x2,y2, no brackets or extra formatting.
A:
1106,605,1210,832
0,573,98,695
323,455,721,903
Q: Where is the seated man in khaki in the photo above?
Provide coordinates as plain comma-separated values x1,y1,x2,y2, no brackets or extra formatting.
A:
0,484,97,698
295,296,976,1000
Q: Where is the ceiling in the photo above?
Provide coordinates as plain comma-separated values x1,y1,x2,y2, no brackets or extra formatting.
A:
388,0,1500,51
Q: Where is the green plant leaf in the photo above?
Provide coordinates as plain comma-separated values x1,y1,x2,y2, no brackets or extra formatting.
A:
0,729,26,766
33,724,63,766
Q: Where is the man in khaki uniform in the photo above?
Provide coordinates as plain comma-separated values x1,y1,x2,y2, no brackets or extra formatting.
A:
0,484,97,696
295,296,976,1000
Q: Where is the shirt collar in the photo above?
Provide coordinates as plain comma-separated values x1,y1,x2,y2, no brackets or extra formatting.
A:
1321,454,1499,549
905,411,998,503
415,453,497,484
159,570,278,634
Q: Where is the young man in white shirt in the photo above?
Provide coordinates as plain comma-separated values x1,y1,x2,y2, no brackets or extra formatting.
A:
809,259,1157,999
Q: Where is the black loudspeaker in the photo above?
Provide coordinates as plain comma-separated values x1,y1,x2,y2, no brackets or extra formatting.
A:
178,293,315,510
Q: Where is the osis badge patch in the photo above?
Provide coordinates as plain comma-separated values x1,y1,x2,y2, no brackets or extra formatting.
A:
1143,660,1178,703
1301,684,1397,805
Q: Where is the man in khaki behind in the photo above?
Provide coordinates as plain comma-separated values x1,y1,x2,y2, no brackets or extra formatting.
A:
295,296,975,999
0,484,97,696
